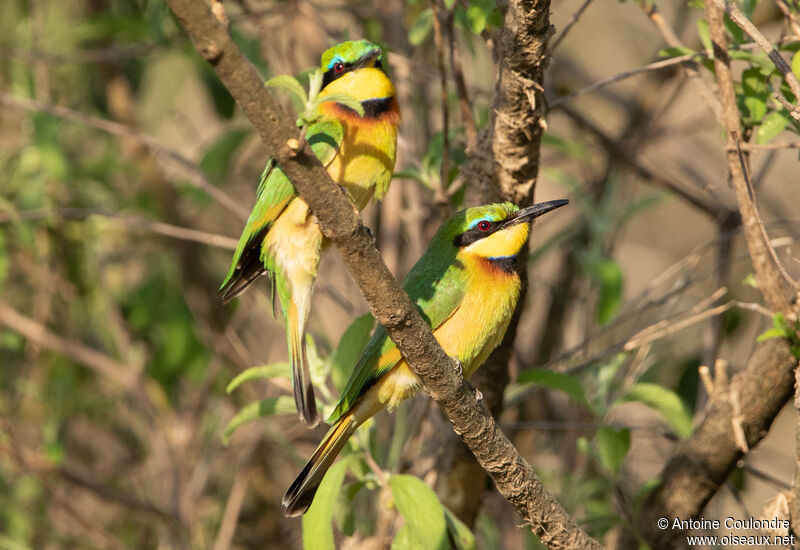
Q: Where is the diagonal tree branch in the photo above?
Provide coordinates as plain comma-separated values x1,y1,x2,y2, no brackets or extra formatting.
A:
164,0,600,547
638,339,798,548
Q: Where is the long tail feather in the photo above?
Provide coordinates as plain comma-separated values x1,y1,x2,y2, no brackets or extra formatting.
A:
282,412,357,516
287,301,319,427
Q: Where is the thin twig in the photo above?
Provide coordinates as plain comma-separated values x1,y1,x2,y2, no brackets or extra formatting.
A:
0,207,238,250
0,92,248,220
624,290,732,351
730,141,800,150
431,0,452,215
447,15,477,147
550,0,595,52
642,1,724,122
549,52,708,109
212,447,254,550
0,302,141,391
559,103,736,221
0,43,166,65
712,0,800,119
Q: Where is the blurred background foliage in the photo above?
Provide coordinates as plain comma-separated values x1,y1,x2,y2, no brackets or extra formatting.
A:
1,0,799,548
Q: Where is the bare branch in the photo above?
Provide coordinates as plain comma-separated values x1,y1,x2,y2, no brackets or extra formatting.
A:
550,0,595,52
549,52,714,110
641,1,724,122
639,339,798,547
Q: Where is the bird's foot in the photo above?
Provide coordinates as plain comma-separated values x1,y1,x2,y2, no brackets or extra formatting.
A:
452,358,463,377
465,379,483,403
362,225,377,246
452,359,482,402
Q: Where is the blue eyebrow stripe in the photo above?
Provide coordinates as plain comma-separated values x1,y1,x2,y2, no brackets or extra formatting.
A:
468,218,493,229
327,56,343,69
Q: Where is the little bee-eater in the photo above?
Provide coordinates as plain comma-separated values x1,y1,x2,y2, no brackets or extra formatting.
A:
282,199,568,516
220,40,400,427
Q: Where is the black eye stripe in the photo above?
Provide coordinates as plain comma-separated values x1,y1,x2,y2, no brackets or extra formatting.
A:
453,221,502,247
322,62,354,88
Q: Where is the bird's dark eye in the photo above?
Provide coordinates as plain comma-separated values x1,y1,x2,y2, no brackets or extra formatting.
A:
477,220,492,231
333,61,345,74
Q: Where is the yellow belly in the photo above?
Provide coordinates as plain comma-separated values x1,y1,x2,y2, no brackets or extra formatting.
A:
370,257,521,411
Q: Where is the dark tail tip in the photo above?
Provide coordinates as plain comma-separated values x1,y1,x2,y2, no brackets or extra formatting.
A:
292,334,319,427
282,461,320,517
294,377,320,427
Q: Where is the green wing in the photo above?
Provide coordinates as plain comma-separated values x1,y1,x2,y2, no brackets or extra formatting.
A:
328,246,467,423
219,119,343,301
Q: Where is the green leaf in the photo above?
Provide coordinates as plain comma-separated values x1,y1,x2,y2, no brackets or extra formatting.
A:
517,369,591,410
409,8,434,46
723,13,744,44
616,383,693,438
793,50,800,80
317,93,366,116
302,457,352,550
741,68,768,123
756,111,789,144
584,257,623,325
329,314,374,393
226,362,291,393
697,19,712,52
658,46,696,59
444,507,476,550
265,74,308,105
595,426,630,475
466,0,494,34
222,396,296,445
756,313,800,347
391,524,415,550
390,474,448,550
199,128,251,184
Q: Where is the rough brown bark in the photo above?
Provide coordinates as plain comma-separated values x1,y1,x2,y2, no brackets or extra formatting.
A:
165,0,598,547
464,0,553,206
639,339,797,548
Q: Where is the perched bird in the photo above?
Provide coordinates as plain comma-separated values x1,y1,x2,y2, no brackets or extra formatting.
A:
220,40,400,426
283,199,568,516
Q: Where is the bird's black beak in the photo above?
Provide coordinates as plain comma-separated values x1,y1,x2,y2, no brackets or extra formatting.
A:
503,199,569,227
355,48,383,70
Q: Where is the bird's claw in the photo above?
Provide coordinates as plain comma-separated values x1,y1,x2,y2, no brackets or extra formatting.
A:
465,379,483,403
363,225,377,246
451,359,481,402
